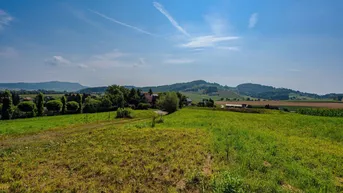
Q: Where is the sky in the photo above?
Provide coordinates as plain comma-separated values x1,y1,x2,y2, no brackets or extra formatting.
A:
0,0,342,94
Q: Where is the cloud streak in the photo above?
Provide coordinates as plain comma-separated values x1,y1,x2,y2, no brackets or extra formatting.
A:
0,10,13,30
248,13,258,29
153,2,190,37
89,9,155,36
181,35,240,48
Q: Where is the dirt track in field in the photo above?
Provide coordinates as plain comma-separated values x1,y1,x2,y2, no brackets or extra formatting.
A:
216,101,343,109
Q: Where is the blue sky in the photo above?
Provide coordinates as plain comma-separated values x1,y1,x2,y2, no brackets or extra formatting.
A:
0,0,342,94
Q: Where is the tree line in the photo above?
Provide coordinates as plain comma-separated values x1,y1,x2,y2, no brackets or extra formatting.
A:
0,85,188,120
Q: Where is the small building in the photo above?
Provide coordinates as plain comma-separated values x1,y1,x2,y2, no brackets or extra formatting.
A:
22,97,33,101
225,104,244,108
144,93,158,104
186,98,192,106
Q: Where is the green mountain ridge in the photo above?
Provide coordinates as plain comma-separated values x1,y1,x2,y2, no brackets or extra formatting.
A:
1,80,342,101
0,81,87,92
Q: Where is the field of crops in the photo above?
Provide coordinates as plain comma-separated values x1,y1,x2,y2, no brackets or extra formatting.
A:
216,100,343,109
1,108,343,192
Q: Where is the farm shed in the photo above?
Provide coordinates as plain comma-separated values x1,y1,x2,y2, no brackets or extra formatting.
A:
225,104,247,108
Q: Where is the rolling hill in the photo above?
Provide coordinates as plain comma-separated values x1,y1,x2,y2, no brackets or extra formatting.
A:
1,80,341,101
0,81,87,92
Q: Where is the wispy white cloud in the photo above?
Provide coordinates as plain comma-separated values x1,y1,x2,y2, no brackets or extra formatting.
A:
89,9,155,36
133,57,147,68
153,2,190,37
164,58,194,64
152,3,240,49
77,64,88,69
181,35,240,48
248,13,258,29
45,56,71,66
204,13,229,36
0,10,13,30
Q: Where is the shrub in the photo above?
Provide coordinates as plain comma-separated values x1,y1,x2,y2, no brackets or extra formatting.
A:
83,97,101,113
116,108,132,118
46,100,63,114
0,104,2,115
137,103,150,110
67,101,79,112
157,92,179,113
17,101,37,117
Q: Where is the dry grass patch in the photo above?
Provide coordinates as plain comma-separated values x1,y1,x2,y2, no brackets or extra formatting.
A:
0,123,211,192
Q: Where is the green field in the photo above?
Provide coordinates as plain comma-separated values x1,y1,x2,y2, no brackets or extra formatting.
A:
181,91,242,103
1,108,343,192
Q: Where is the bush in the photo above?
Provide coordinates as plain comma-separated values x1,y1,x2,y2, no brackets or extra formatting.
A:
157,92,179,113
137,103,150,110
46,100,63,113
83,97,101,113
116,108,132,118
67,101,79,112
17,101,37,117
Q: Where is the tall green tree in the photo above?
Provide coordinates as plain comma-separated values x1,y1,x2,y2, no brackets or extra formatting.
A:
61,96,67,114
148,88,153,95
11,92,20,106
1,90,14,120
106,85,125,108
36,93,44,116
76,94,83,113
176,92,187,109
128,88,139,106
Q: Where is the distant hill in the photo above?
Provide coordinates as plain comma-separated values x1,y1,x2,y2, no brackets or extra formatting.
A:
0,81,87,92
2,80,341,101
78,80,342,101
236,83,334,100
78,80,230,94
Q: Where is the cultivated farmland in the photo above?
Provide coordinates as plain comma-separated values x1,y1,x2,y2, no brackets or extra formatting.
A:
216,100,343,109
1,108,342,192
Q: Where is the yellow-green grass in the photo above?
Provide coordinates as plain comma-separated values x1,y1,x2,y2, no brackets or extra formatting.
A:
1,108,343,192
0,110,154,136
153,108,343,192
0,122,211,192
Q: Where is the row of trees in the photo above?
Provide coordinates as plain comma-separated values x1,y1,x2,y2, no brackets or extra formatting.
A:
0,86,189,120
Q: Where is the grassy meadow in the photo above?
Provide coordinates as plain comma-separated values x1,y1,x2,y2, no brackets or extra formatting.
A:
1,108,343,192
